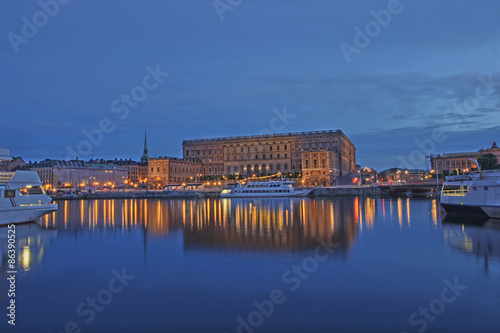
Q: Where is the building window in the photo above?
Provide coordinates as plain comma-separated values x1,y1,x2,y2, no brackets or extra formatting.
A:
157,167,160,172
284,153,287,158
277,146,280,151
277,153,280,158
284,145,287,150
241,148,243,152
269,146,272,151
305,160,309,167
255,155,258,159
263,154,265,159
270,154,273,159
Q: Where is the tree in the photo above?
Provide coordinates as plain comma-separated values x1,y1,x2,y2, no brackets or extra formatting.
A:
478,153,499,170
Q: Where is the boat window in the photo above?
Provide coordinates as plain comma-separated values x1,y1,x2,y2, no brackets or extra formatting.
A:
484,187,489,190
472,187,477,190
4,189,15,198
19,186,44,195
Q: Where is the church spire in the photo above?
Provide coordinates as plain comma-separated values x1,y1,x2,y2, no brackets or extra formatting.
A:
141,129,150,162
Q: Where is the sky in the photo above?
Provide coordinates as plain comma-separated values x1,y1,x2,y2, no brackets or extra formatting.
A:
0,0,499,171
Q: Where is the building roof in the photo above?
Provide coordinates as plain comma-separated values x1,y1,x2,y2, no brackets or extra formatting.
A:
182,129,347,145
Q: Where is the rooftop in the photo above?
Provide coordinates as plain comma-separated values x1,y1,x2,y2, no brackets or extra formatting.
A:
182,130,345,144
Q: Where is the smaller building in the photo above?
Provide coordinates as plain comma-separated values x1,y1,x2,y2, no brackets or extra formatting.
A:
138,161,148,185
378,168,428,183
111,159,139,185
29,159,128,189
430,142,500,175
0,156,26,171
148,157,202,189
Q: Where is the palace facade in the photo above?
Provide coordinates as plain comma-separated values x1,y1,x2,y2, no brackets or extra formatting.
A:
181,130,356,186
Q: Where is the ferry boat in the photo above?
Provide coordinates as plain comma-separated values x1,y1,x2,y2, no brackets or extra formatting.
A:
221,179,312,198
0,148,58,225
440,169,500,219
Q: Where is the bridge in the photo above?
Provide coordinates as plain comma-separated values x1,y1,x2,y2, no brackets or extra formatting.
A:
375,181,444,197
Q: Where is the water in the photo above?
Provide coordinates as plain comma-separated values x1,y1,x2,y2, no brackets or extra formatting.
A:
1,197,499,333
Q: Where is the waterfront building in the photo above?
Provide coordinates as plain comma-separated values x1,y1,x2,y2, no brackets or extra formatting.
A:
377,168,428,183
29,159,128,189
112,159,139,185
430,142,500,175
182,130,356,186
0,156,26,171
138,162,148,185
148,156,202,189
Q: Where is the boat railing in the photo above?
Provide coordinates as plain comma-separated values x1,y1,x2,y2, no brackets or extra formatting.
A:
0,171,15,182
441,186,469,197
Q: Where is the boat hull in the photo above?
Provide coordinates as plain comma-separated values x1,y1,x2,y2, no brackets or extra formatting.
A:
0,204,58,225
441,203,500,219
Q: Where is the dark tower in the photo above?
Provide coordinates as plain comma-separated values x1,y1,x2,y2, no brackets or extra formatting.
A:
140,129,150,162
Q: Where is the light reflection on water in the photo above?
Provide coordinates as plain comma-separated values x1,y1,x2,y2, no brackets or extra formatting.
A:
1,197,499,333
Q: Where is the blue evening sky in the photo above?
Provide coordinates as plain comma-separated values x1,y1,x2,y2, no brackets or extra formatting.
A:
1,0,499,170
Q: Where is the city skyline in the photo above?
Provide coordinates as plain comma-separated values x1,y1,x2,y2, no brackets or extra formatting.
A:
1,0,499,171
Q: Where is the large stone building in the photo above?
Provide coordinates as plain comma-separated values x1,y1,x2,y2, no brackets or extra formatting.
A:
430,142,500,175
148,157,203,189
181,130,356,186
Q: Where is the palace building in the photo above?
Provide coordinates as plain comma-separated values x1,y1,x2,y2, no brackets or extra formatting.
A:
182,130,356,186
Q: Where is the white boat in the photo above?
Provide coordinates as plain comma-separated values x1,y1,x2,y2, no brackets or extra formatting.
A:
440,169,500,219
0,147,58,225
221,178,312,198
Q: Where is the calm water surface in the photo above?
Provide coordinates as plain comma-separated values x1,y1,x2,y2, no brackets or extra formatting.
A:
1,197,499,333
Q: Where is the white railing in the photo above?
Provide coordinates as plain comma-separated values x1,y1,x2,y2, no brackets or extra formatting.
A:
441,189,468,196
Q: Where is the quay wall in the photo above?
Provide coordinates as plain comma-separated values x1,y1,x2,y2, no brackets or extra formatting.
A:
51,187,380,200
309,186,380,197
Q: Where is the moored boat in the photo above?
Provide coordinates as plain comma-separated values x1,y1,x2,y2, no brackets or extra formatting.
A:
221,178,311,198
440,169,500,219
0,147,58,225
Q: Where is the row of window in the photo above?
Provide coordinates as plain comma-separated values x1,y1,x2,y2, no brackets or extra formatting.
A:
226,153,290,161
241,189,291,193
304,159,327,168
150,167,201,174
185,141,338,157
